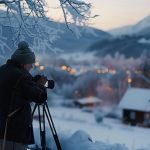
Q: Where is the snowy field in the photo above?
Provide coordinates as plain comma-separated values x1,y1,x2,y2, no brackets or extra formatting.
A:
32,106,150,150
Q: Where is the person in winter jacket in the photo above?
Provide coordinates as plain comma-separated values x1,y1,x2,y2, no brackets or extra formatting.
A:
0,41,47,150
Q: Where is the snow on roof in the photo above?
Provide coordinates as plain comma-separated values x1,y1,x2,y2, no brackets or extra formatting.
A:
76,97,102,105
119,88,150,112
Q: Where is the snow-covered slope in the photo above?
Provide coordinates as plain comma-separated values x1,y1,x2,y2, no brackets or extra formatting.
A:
30,128,128,150
31,106,150,150
109,15,150,36
109,25,133,36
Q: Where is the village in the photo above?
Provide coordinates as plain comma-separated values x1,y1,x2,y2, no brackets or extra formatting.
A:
32,56,150,129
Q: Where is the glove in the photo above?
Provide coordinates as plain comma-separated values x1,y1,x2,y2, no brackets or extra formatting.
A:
33,75,48,86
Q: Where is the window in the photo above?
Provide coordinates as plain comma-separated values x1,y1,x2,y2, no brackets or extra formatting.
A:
144,113,150,120
130,111,136,120
144,113,150,126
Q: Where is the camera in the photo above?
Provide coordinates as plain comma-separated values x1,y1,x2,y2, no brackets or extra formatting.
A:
45,80,55,89
33,75,55,89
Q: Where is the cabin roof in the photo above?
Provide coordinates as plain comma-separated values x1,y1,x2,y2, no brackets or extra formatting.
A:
75,97,102,105
119,88,150,112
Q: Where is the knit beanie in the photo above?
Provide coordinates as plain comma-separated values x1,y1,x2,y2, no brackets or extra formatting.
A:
11,41,35,64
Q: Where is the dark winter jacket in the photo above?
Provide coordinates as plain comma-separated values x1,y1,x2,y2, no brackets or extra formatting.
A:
0,59,47,144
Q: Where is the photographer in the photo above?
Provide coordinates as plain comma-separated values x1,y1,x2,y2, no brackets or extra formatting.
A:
0,41,47,150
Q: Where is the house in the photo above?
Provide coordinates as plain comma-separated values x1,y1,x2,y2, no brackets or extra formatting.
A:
74,97,102,109
119,88,150,128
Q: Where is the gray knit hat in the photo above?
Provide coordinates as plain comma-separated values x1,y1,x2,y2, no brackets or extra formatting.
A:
11,41,35,64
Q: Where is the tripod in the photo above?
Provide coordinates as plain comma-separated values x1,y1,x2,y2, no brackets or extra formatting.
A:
32,102,62,150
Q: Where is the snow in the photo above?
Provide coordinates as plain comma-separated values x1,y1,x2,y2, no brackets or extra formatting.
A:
30,106,150,150
0,26,12,54
109,15,150,36
109,25,133,36
134,15,150,31
29,128,129,150
138,38,150,44
60,130,128,150
118,88,150,112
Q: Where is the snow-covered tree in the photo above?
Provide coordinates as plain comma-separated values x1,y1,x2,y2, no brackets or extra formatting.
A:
0,0,96,53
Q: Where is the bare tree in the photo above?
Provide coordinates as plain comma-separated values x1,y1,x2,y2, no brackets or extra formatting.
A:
0,0,96,53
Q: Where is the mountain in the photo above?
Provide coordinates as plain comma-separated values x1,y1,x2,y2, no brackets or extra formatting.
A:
109,15,150,36
0,10,111,60
108,25,133,37
137,26,150,38
88,35,150,58
88,15,150,58
52,23,111,53
0,24,111,58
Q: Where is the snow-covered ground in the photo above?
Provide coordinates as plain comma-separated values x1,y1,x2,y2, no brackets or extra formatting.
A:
32,106,150,150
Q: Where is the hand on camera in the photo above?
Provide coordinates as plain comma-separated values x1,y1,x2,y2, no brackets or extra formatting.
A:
36,75,48,86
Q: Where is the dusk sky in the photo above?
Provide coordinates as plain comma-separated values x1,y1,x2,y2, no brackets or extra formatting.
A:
48,0,150,31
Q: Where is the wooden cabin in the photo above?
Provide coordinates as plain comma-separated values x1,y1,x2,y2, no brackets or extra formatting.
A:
119,88,150,128
74,97,102,109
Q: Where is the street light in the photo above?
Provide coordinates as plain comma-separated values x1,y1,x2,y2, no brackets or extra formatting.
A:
35,61,40,67
61,65,67,71
40,66,45,71
128,77,132,88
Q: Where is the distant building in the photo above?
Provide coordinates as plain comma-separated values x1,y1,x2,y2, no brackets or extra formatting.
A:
119,88,150,128
74,97,102,109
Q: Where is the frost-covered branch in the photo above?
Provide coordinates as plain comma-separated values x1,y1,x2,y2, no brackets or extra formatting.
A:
59,0,90,24
0,0,47,18
59,0,98,33
0,0,16,4
0,0,96,54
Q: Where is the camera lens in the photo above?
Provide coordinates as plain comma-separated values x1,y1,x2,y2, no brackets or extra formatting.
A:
48,80,55,89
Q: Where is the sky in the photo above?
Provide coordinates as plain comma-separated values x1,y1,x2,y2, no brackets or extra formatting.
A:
47,0,150,31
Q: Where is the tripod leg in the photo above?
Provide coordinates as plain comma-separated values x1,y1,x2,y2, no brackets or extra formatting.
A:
38,105,42,148
42,105,46,150
32,103,62,150
38,105,46,150
32,104,38,116
44,103,62,150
